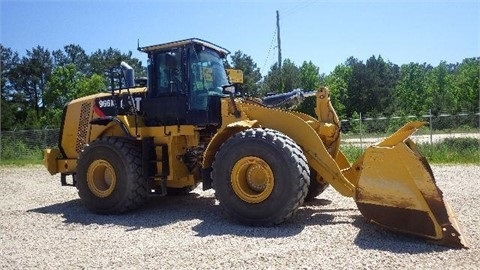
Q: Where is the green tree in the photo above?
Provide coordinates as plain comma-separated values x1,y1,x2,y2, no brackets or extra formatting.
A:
425,61,455,114
296,61,325,117
2,43,146,130
77,74,105,97
43,64,105,127
299,61,320,90
394,63,431,114
1,99,18,130
52,44,89,73
344,57,367,116
345,55,399,117
8,46,53,119
44,64,79,109
45,64,105,109
1,45,20,130
262,63,282,95
263,59,300,95
89,48,144,89
45,65,105,106
366,55,399,115
324,64,352,118
450,57,479,113
1,45,19,98
227,51,262,96
281,59,301,92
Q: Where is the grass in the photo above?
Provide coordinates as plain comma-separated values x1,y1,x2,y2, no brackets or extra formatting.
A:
1,138,479,166
418,137,480,164
340,144,364,162
0,138,45,166
341,137,480,164
0,152,43,166
0,157,43,166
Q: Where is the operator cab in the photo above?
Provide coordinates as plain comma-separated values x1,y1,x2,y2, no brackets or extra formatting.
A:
139,38,230,127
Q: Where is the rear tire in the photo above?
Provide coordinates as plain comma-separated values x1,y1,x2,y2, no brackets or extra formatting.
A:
76,137,148,214
212,128,309,226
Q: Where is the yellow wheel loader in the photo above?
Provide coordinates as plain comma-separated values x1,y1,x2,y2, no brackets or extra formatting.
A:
44,38,466,248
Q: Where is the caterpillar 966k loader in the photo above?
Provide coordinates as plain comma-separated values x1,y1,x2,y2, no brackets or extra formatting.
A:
44,38,466,248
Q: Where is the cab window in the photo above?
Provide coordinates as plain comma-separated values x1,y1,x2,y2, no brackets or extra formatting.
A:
189,47,228,110
152,50,182,96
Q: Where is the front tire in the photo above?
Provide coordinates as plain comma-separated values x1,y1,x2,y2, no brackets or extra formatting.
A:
212,128,309,226
304,169,329,202
76,137,148,214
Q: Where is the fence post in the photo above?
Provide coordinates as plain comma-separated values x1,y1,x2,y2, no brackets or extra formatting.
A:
359,112,363,149
429,108,433,145
43,126,47,148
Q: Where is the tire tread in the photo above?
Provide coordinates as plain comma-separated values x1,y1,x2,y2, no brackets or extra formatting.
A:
212,128,309,225
76,137,148,214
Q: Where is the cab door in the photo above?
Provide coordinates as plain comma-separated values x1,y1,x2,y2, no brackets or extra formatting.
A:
142,49,188,126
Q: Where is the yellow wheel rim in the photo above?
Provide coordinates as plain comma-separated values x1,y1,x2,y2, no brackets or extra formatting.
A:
87,159,117,198
231,156,274,203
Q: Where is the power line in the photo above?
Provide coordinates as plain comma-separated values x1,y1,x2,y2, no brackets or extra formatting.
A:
282,0,315,18
282,1,306,16
261,0,314,74
262,28,277,74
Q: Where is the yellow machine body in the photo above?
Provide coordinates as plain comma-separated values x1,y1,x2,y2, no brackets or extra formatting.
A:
43,38,466,248
201,89,466,248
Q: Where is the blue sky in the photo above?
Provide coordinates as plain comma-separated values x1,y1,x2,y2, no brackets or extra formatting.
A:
1,0,479,75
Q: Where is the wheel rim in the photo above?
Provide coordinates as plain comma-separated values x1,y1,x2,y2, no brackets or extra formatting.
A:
231,156,274,203
87,159,117,198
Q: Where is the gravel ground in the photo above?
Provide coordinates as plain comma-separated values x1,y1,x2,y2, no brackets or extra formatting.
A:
0,165,479,269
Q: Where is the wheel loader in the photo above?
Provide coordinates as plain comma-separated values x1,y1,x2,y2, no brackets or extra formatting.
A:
44,38,466,248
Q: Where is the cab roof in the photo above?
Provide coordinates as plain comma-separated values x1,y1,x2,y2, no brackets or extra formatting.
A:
138,38,230,55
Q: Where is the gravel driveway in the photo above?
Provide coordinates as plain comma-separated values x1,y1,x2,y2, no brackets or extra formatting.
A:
1,165,479,269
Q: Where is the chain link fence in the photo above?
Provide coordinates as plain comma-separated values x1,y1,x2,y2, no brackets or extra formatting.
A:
0,112,479,162
341,112,479,148
1,128,59,161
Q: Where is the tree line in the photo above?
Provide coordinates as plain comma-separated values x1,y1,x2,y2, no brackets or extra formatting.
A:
1,43,478,131
1,44,144,130
231,52,479,120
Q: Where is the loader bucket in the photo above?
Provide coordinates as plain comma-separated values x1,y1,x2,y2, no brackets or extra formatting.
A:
353,121,467,248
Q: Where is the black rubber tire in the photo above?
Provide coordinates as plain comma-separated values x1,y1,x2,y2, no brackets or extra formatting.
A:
76,137,148,214
212,128,309,226
304,168,329,202
167,187,194,196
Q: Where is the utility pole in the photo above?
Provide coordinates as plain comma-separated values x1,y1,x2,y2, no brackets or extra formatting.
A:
276,10,282,70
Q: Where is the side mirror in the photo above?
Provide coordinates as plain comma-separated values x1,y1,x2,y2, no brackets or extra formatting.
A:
222,85,236,95
223,84,241,118
226,69,244,84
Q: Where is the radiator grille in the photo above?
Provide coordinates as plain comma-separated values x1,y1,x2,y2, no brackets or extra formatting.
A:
75,102,91,154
